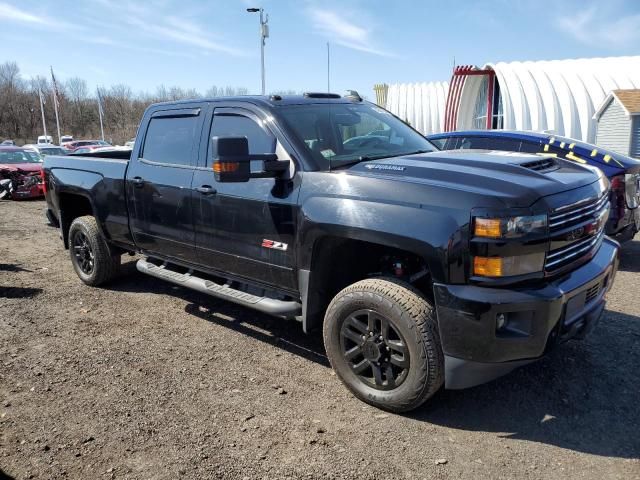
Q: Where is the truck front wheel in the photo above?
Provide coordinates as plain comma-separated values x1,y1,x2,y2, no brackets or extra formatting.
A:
68,216,120,286
323,278,444,412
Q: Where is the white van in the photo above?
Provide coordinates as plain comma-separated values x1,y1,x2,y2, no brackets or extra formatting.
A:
37,135,53,145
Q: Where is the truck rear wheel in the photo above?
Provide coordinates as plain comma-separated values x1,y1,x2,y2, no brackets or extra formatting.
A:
68,216,120,286
323,278,444,412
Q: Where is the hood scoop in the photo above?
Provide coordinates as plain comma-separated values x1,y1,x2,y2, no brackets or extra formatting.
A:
517,157,558,172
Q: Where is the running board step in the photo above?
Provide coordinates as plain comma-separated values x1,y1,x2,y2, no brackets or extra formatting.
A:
136,259,301,317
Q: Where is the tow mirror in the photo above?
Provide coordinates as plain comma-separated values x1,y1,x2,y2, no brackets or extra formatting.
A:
211,136,251,182
211,136,290,183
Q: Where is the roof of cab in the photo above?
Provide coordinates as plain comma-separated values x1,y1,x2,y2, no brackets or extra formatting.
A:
149,94,362,109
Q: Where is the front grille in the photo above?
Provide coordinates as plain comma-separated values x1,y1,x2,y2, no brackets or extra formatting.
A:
520,158,557,172
545,193,609,272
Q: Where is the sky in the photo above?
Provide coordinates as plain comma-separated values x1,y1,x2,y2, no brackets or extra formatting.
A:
1,0,639,99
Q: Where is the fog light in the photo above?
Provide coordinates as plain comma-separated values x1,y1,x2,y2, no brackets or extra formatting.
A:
496,313,506,330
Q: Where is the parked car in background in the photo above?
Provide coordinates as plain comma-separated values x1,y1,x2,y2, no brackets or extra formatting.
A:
60,135,74,147
37,135,54,145
0,146,45,199
24,144,67,158
69,144,116,155
1,139,15,145
427,130,640,242
66,140,111,151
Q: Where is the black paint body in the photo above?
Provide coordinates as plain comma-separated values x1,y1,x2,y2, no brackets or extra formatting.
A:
43,96,620,389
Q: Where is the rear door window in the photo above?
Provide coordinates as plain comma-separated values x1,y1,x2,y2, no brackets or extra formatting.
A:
142,115,200,166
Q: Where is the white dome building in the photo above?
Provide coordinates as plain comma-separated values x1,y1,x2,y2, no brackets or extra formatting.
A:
380,56,640,144
380,82,449,135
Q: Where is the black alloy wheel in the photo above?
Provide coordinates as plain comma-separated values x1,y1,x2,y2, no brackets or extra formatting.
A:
72,230,94,275
340,309,410,390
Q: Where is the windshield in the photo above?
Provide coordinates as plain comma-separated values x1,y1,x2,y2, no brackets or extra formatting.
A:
278,103,435,169
0,150,42,164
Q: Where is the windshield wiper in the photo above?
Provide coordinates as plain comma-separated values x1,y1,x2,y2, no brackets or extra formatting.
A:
331,154,397,169
401,149,432,156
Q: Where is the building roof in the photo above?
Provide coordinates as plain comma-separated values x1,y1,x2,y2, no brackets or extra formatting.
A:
594,89,640,119
613,89,640,114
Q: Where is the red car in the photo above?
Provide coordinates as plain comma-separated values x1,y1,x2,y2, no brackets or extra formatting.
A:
0,147,45,200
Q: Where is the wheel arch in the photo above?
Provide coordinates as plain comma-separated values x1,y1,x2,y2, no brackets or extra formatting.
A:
299,230,441,333
57,191,100,249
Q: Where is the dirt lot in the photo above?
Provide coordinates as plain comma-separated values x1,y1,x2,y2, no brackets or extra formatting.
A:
1,199,639,480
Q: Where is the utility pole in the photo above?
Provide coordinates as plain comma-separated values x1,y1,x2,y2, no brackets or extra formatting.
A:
247,7,269,95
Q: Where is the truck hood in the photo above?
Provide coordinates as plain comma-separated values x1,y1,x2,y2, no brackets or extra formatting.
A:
0,163,42,173
346,150,603,208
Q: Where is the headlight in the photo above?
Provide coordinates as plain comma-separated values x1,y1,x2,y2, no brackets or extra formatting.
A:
474,214,547,238
473,252,545,277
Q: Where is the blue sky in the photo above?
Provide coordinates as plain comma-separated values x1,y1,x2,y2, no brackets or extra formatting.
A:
1,0,639,99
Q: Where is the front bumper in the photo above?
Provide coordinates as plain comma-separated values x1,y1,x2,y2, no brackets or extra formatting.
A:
12,182,44,200
434,237,619,389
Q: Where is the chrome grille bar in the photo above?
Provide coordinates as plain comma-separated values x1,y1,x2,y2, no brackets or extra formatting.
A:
545,231,604,269
549,194,609,229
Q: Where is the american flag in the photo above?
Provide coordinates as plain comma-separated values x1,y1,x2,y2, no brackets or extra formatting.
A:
50,66,61,109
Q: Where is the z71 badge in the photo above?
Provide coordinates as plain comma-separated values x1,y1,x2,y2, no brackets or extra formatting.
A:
262,239,288,251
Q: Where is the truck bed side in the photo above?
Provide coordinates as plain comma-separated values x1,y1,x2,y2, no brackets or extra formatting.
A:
43,154,135,250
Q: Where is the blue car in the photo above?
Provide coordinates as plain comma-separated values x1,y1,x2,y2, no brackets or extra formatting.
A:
427,130,640,242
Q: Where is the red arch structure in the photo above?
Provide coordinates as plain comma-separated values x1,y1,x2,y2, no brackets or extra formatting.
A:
444,65,495,131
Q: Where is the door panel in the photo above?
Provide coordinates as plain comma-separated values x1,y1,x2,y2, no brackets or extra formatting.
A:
126,107,205,262
192,107,300,291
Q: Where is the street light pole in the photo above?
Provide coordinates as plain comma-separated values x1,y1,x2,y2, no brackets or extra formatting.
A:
247,7,268,95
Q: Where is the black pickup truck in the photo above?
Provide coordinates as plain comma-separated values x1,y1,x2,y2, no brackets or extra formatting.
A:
43,93,619,412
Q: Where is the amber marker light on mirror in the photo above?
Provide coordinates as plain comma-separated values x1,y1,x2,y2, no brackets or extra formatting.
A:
213,162,240,173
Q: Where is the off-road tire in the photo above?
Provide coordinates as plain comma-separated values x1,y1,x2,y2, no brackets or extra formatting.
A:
323,277,444,412
68,216,120,286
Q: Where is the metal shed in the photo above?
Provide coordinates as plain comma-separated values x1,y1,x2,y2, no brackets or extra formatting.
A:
594,89,640,158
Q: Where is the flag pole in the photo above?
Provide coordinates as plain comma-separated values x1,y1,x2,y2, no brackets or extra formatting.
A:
38,88,48,139
50,66,62,145
96,87,105,141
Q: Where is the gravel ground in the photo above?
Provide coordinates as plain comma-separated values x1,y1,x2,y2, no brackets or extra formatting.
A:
1,199,639,480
